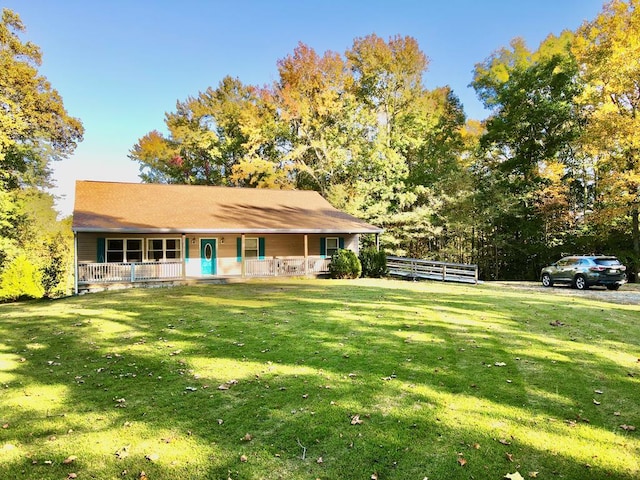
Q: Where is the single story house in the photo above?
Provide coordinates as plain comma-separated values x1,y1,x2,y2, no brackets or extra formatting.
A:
72,181,382,293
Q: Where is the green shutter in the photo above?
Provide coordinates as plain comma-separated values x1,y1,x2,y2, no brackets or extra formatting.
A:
320,237,326,258
185,237,189,262
97,237,105,263
236,237,242,262
339,237,345,249
259,237,265,260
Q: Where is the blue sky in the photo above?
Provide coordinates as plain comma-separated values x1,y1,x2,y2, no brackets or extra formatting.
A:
5,0,606,216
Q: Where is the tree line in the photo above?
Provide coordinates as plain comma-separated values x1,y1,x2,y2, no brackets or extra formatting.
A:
1,2,638,301
129,1,640,281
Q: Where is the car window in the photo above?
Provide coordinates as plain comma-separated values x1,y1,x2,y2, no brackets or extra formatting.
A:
594,258,621,266
579,258,590,265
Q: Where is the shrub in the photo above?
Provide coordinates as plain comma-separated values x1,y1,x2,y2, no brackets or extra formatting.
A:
359,248,388,278
329,249,362,279
0,255,44,302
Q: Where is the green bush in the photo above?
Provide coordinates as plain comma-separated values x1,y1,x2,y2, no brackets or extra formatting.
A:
0,255,44,302
359,248,388,278
328,249,362,279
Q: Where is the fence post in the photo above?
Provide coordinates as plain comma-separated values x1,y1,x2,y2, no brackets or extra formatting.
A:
442,264,447,282
131,263,136,283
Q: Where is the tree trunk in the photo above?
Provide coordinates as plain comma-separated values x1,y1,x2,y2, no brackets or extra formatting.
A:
633,205,639,283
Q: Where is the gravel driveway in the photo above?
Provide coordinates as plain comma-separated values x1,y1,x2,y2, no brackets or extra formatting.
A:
486,281,640,305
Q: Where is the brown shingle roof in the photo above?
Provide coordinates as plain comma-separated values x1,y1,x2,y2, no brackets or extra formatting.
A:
72,181,382,234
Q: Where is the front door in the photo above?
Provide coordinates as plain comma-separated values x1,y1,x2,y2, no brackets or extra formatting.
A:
200,239,217,275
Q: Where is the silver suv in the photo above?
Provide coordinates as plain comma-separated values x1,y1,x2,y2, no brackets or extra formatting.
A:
540,256,627,290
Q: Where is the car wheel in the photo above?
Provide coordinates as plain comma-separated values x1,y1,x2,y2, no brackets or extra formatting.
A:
606,284,620,291
541,273,553,287
573,274,588,290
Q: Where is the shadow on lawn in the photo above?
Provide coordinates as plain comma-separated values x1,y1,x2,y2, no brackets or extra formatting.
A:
0,280,638,479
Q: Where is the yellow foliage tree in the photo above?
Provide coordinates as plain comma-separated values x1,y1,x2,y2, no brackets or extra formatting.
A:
573,0,640,258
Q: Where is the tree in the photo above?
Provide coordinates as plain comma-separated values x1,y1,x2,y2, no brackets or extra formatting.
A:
471,33,584,278
0,9,82,299
274,42,364,195
0,8,83,190
572,0,640,275
130,76,286,187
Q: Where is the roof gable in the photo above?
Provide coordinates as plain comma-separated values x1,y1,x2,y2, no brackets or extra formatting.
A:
72,181,382,234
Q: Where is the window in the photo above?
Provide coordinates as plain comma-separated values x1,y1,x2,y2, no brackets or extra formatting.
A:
147,238,182,261
106,239,142,263
245,237,259,258
326,237,339,257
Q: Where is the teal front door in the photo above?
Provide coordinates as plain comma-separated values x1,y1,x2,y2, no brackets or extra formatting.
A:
200,239,217,275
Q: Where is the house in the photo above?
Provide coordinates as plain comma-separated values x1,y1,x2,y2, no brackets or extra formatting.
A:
72,181,382,293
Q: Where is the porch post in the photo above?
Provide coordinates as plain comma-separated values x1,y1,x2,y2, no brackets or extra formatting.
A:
241,233,246,278
73,232,78,295
181,234,186,279
304,234,308,275
375,233,380,251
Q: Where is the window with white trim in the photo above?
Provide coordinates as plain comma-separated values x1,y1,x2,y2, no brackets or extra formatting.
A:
245,237,259,258
107,239,143,263
147,238,182,261
326,237,339,257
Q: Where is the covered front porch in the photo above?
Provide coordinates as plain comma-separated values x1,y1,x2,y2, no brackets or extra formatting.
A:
77,256,331,288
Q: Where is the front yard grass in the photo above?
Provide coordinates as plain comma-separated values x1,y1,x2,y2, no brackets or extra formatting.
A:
0,278,638,479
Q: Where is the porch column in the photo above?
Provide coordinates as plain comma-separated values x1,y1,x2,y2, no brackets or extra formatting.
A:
375,233,380,252
241,233,246,278
304,234,308,275
73,232,79,295
181,234,186,279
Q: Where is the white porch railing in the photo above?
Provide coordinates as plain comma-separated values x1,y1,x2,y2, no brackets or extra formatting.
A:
78,262,183,284
245,256,331,277
387,256,478,284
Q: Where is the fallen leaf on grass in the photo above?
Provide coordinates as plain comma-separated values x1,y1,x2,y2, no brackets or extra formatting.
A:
498,438,512,445
495,362,507,367
593,399,601,405
240,454,248,462
504,472,525,480
351,415,363,425
594,389,603,394
63,455,77,464
115,446,129,459
317,456,323,464
620,424,636,431
242,433,253,442
528,473,539,478
2,424,8,429
139,472,148,480
218,379,238,390
505,452,514,462
457,456,467,467
67,474,77,479
145,453,160,462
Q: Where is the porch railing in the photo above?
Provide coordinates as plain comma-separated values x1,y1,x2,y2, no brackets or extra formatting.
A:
387,256,478,284
245,256,331,277
78,261,183,284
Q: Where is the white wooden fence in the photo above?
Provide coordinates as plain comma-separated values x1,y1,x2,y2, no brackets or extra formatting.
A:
387,256,478,284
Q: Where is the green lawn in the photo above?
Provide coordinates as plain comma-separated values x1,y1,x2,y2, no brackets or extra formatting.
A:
1,279,638,480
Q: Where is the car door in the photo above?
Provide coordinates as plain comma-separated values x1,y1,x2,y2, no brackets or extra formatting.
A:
554,258,573,283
